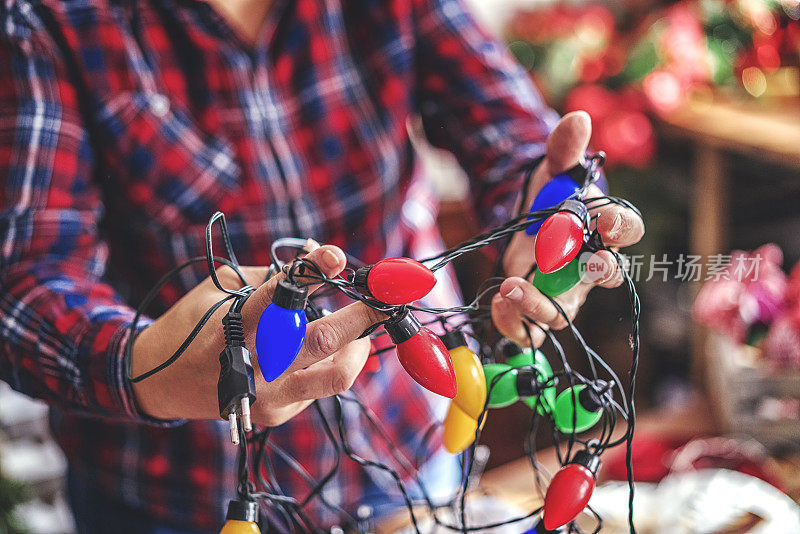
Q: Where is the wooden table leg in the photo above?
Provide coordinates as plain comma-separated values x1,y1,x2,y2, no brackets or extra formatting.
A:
689,144,728,385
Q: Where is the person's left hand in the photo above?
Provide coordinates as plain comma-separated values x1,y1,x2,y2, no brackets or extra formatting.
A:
492,111,645,347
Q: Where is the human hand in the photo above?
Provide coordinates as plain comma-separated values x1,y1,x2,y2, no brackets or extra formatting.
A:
131,243,384,426
492,111,645,347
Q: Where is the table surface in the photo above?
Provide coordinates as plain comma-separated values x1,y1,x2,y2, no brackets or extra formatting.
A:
658,97,800,168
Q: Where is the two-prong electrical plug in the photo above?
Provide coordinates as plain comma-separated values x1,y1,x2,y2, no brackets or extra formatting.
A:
218,311,256,445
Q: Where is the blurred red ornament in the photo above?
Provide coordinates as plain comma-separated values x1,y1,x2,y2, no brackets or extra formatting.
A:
765,309,800,370
617,87,650,114
755,39,781,72
786,262,800,309
564,84,617,123
603,433,690,483
783,24,800,54
643,70,684,114
594,110,655,168
670,437,786,492
579,54,606,83
695,244,787,345
661,3,711,83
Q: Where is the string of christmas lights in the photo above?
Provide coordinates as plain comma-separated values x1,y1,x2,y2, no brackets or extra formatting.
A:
125,153,642,534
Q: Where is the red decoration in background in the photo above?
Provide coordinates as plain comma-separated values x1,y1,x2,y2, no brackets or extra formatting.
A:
595,110,656,168
603,434,786,491
508,0,798,169
564,84,616,123
643,71,684,114
695,244,787,346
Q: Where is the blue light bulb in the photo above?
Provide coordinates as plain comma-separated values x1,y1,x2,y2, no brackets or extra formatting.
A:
526,168,582,236
255,279,308,382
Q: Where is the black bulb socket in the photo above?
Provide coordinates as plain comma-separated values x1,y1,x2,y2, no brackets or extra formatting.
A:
559,198,589,228
385,309,421,345
225,499,259,522
498,337,525,362
530,517,563,533
578,380,608,413
353,265,373,298
440,330,467,350
515,368,543,398
272,279,308,310
570,449,600,476
564,159,591,183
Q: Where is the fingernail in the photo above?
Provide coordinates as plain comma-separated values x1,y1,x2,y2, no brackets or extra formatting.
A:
322,249,340,269
503,286,523,301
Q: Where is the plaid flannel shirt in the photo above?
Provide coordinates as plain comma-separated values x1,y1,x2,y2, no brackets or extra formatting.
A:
0,0,556,528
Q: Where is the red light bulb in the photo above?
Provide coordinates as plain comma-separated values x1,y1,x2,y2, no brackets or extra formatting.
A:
535,200,588,274
385,310,456,398
543,450,599,530
354,258,436,305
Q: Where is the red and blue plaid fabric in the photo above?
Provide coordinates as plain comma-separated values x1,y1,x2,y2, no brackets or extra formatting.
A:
0,0,556,528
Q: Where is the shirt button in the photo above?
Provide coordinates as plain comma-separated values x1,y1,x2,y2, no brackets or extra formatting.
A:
150,94,170,117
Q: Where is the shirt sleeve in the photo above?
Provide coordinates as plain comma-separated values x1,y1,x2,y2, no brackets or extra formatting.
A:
0,12,163,423
412,0,560,229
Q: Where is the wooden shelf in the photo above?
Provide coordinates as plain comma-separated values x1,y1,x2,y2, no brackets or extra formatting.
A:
658,97,800,169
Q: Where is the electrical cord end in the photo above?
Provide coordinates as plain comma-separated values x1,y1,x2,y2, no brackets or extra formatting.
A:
218,311,256,445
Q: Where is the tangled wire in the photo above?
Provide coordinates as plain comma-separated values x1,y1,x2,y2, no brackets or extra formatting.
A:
125,154,642,534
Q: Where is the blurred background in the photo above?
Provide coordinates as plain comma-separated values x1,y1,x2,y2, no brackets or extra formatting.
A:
2,0,799,532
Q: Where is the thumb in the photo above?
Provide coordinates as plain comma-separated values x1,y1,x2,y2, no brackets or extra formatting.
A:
543,110,593,176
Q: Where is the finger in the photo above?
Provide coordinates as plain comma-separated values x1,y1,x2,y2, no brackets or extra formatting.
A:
581,250,623,289
289,301,385,371
499,277,569,330
593,203,645,248
280,337,371,401
243,244,347,318
237,265,271,287
585,183,645,248
491,294,547,348
544,110,592,175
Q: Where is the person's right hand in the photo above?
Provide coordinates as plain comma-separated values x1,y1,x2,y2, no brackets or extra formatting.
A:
130,243,385,427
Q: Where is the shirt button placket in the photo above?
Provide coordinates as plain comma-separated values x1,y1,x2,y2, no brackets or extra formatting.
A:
149,93,170,118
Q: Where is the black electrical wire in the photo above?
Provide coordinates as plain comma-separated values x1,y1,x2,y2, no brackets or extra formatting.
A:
122,154,643,533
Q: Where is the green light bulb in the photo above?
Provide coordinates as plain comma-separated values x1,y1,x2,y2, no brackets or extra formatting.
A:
482,363,519,408
505,346,534,368
553,384,604,434
533,256,582,297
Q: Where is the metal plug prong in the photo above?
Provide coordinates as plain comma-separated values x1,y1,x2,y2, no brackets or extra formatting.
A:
241,397,252,432
228,412,239,445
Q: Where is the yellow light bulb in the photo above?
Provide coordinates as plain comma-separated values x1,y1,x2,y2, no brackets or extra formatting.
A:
440,341,487,454
442,401,486,453
449,345,487,419
220,520,261,534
